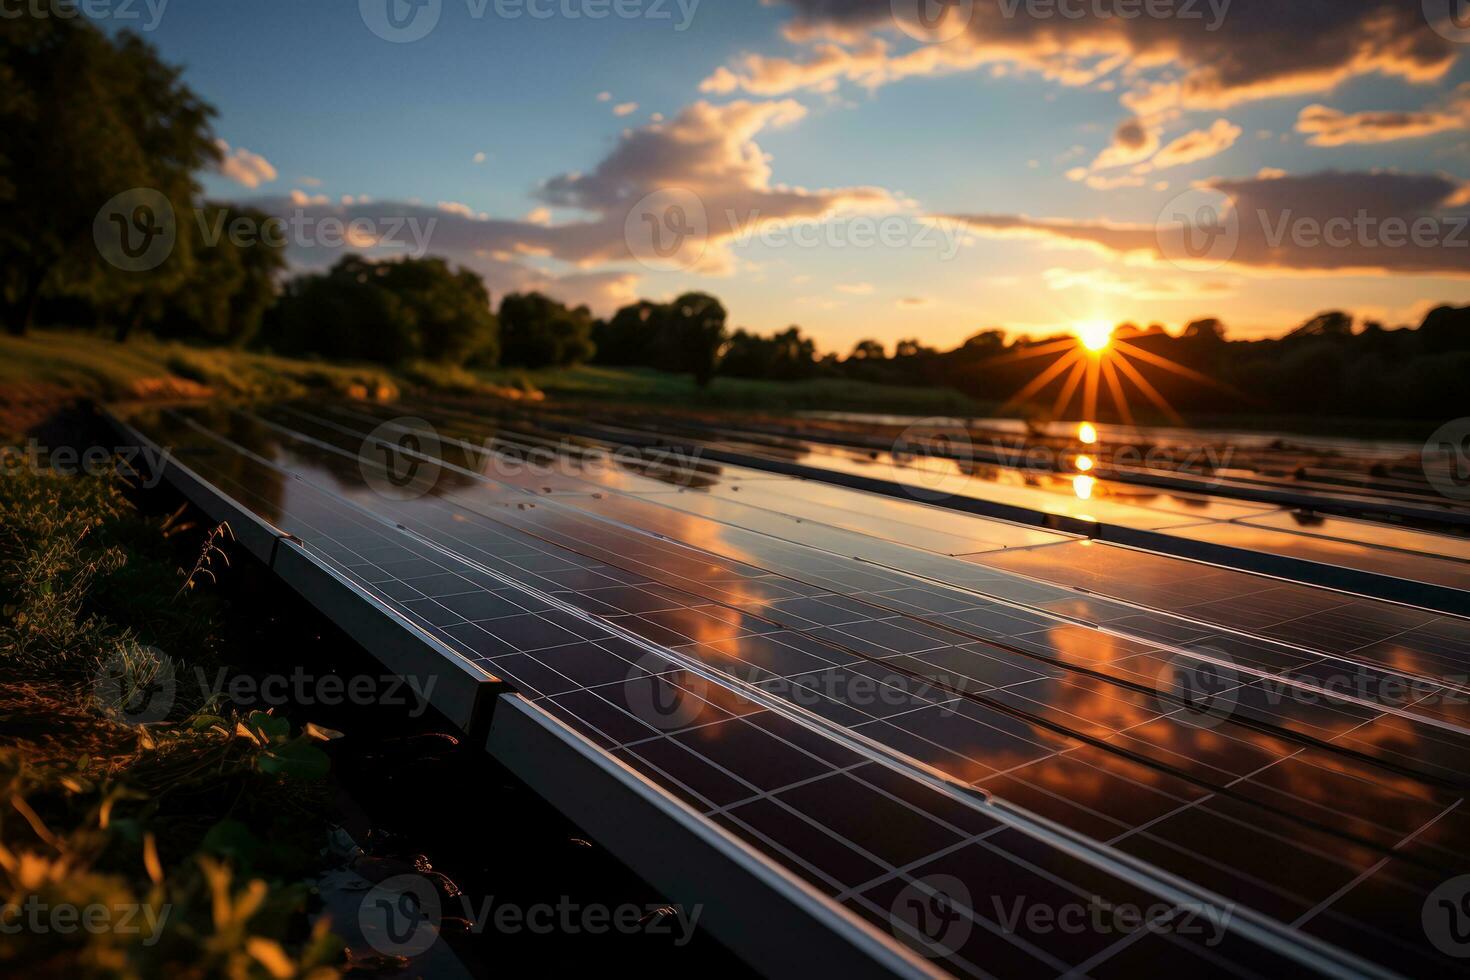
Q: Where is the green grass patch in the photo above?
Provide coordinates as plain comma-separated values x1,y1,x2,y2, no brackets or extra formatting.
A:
0,464,345,977
474,364,980,414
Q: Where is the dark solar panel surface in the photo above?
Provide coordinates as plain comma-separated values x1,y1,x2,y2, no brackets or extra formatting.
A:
123,401,1470,978
565,409,1470,595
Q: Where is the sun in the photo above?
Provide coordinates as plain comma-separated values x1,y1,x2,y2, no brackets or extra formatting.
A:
1074,320,1113,353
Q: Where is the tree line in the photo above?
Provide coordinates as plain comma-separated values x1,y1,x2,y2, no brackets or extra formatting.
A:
4,19,1466,419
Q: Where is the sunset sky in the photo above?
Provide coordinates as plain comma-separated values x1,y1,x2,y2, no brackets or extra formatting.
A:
127,0,1470,352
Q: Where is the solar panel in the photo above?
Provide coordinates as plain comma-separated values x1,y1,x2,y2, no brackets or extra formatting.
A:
114,400,1470,978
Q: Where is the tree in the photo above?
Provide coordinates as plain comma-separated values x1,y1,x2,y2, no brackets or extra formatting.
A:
721,326,817,381
150,204,287,345
657,292,727,387
0,19,218,335
375,256,499,364
1182,318,1226,342
1287,310,1353,341
848,339,887,361
592,300,661,366
498,292,594,369
260,255,498,366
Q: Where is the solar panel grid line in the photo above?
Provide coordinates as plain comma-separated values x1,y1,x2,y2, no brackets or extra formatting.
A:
357,488,1389,978
974,541,1470,681
138,405,1470,975
595,413,1470,607
1288,797,1464,930
249,408,1470,910
186,408,1422,975
322,408,1440,696
304,405,1470,799
487,693,949,980
802,549,1470,743
295,405,1470,811
676,412,1470,530
370,402,1470,693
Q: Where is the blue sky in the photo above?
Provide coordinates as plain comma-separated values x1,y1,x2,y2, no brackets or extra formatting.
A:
111,0,1470,351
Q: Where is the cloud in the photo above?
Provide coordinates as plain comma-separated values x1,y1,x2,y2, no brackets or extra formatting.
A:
1042,266,1235,299
215,140,277,189
1295,99,1468,146
613,102,640,117
534,99,895,272
1090,118,1160,170
1142,118,1242,171
742,1,1455,114
836,282,874,294
944,170,1470,277
298,176,323,187
597,91,612,102
1082,173,1148,190
898,296,932,307
472,151,488,164
237,100,900,313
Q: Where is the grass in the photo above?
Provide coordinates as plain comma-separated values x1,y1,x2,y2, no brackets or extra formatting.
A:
473,364,981,414
0,330,403,404
1,329,981,434
0,464,345,978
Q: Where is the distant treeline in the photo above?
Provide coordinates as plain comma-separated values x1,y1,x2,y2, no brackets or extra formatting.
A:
5,18,1467,419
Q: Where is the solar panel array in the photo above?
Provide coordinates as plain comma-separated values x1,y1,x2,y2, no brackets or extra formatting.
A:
121,399,1470,978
